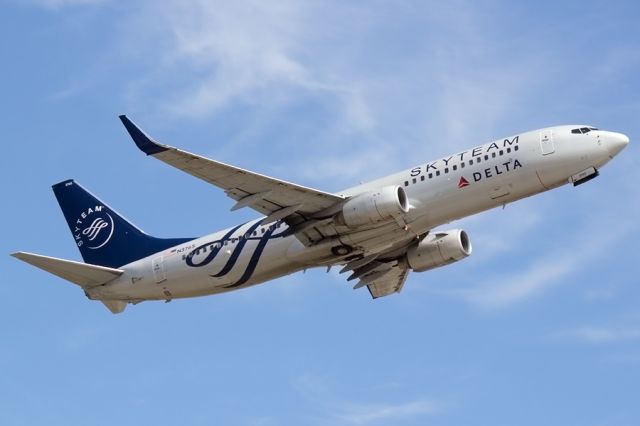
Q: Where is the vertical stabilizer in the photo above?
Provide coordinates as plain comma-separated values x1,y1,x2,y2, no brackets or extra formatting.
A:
52,180,192,268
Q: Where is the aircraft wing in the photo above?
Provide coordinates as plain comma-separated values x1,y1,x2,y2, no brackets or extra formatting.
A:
366,262,410,299
342,256,411,299
120,116,343,223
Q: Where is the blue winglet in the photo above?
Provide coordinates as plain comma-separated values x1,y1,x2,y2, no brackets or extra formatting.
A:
119,115,168,155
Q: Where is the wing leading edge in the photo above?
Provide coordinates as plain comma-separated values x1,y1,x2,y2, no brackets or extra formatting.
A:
119,115,343,222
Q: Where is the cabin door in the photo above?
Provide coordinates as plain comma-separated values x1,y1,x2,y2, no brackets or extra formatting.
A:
540,129,555,155
152,256,166,283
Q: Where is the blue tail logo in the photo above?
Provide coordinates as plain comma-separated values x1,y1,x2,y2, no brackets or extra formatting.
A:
53,179,193,268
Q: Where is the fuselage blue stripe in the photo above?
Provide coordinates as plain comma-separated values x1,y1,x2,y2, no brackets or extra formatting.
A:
212,220,264,277
224,224,279,288
186,223,245,267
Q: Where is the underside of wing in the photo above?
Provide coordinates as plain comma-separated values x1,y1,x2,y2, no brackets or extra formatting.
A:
338,252,411,299
120,116,342,223
365,261,410,299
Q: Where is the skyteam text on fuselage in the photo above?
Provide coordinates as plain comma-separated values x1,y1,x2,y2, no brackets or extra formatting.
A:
12,118,629,313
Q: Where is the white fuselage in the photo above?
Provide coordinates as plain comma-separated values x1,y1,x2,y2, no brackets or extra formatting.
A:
88,125,624,302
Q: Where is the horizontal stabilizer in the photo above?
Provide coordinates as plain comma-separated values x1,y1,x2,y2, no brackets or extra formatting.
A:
11,252,123,288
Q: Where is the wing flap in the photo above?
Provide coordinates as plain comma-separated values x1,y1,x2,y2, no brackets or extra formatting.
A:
12,252,124,288
365,262,410,299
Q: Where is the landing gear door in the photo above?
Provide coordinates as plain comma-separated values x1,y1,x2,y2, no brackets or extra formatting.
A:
152,256,166,283
540,128,555,155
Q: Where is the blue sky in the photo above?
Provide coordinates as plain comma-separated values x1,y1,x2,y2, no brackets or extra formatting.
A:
2,0,640,424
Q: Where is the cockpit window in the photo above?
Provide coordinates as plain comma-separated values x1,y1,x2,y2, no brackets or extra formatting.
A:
572,127,599,134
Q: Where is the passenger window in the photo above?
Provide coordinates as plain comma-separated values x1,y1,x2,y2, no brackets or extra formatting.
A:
469,159,474,165
453,165,457,171
484,154,489,160
436,170,440,176
412,178,417,184
444,168,449,174
492,152,496,158
461,162,465,168
428,173,433,179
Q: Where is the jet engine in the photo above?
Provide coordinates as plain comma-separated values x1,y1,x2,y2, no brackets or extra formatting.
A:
337,186,409,227
406,229,472,272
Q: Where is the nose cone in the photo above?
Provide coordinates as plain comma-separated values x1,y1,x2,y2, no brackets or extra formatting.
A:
606,132,630,158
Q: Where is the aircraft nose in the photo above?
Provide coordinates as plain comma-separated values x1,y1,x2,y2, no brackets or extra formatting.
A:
606,132,629,158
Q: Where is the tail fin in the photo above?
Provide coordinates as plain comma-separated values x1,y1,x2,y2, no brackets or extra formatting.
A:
53,179,193,268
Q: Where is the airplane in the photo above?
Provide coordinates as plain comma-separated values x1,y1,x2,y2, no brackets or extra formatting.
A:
12,117,629,313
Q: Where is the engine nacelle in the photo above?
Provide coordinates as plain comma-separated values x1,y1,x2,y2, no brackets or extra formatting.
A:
406,229,472,272
338,186,409,227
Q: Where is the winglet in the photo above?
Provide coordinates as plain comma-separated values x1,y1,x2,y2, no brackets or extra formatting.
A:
119,115,168,155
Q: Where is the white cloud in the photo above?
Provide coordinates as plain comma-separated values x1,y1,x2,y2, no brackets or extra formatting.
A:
123,0,324,118
437,207,638,310
459,204,543,261
584,285,619,302
335,399,440,425
290,147,398,191
556,326,640,344
115,2,548,138
28,0,105,8
457,258,574,310
292,372,442,425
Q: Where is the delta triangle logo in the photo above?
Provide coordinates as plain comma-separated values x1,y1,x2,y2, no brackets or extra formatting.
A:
458,176,470,188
